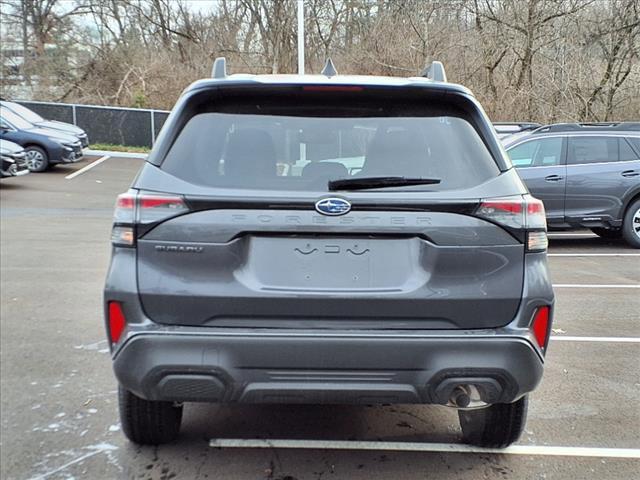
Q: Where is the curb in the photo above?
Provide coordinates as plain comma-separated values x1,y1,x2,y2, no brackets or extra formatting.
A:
85,149,148,159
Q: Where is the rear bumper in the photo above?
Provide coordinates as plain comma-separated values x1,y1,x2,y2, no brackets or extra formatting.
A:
113,330,544,405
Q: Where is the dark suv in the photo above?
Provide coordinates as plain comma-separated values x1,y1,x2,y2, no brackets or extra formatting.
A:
504,123,640,247
104,59,554,448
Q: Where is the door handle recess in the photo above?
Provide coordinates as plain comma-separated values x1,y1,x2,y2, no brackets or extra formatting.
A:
621,170,639,178
544,175,563,182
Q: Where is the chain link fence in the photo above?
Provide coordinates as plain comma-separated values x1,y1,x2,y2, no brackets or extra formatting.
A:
17,101,171,148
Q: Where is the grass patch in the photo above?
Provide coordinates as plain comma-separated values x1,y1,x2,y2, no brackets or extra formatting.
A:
90,143,151,153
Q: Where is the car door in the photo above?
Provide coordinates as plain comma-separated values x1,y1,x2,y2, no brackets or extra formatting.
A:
506,136,566,224
564,135,640,225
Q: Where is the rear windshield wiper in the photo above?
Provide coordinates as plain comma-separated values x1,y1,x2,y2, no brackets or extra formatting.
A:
328,176,441,191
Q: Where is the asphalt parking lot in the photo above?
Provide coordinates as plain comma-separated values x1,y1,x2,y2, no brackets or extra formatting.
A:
1,156,639,480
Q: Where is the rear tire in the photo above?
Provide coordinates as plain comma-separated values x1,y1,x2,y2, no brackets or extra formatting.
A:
590,227,621,240
118,386,183,445
458,396,528,448
621,200,640,248
24,146,49,172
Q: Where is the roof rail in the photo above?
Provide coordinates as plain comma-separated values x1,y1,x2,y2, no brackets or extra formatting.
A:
533,122,640,134
421,61,447,82
212,57,227,79
321,58,338,77
493,122,542,129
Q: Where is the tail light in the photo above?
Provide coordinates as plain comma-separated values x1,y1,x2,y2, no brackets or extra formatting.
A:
531,306,551,350
107,301,127,344
111,192,188,247
475,195,547,252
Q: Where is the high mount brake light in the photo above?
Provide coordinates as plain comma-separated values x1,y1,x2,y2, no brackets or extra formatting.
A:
302,85,364,92
111,192,188,247
476,195,547,252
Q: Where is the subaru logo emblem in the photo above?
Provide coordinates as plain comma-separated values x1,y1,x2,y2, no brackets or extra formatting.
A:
315,197,351,216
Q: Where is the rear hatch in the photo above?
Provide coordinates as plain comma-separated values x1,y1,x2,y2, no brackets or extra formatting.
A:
129,85,530,329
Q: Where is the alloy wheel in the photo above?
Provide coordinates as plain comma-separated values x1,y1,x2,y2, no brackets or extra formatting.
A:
25,150,45,170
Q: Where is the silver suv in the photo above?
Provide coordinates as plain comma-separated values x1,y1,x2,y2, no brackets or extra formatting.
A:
104,59,554,447
504,123,640,247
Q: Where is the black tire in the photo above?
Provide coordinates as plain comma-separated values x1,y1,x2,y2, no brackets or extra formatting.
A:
590,227,622,239
118,386,183,445
621,199,640,249
458,396,528,448
24,146,50,172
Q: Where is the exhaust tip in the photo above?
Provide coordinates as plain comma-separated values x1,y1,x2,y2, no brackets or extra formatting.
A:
451,386,471,408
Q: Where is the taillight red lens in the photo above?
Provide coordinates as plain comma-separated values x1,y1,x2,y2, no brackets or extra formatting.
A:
108,301,126,344
525,196,546,229
476,198,525,228
532,306,550,350
111,192,188,246
139,196,185,209
138,194,188,223
476,195,548,251
114,193,136,224
116,194,135,209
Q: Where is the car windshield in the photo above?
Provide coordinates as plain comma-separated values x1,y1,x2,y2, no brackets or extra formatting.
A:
161,108,499,192
3,102,44,123
0,107,35,130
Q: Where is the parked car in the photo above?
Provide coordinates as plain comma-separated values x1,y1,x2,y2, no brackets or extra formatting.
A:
493,122,541,140
105,58,554,448
0,139,29,178
1,100,89,147
504,123,640,248
0,107,83,172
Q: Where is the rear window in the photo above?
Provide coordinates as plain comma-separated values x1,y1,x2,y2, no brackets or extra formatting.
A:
567,136,617,165
626,137,640,157
161,104,499,192
619,138,638,161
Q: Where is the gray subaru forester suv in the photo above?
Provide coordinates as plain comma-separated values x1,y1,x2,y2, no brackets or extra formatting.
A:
104,59,554,448
504,123,640,248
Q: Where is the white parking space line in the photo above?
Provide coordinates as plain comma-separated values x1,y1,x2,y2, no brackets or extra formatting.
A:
209,439,640,459
548,233,597,237
551,336,640,343
548,253,640,257
64,155,110,180
553,284,640,288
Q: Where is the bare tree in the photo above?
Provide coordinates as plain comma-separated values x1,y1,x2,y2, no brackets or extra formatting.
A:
1,0,638,120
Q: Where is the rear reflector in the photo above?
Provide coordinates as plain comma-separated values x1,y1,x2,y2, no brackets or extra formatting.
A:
532,306,550,350
107,301,126,344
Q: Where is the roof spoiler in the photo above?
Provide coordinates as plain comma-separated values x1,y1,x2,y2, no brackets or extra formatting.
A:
212,57,227,79
421,61,447,82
